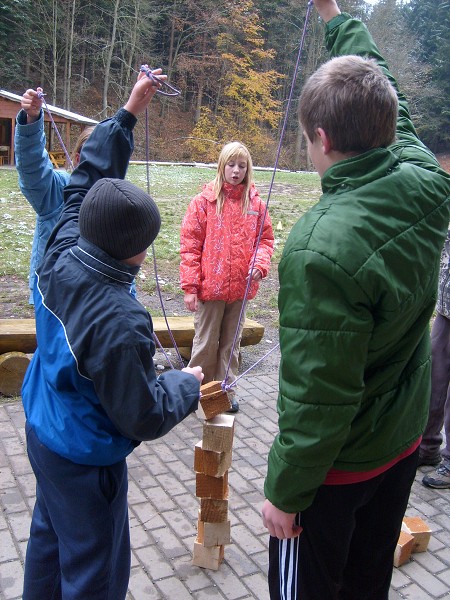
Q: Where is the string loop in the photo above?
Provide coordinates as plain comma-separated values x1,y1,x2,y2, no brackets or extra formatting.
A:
139,65,181,97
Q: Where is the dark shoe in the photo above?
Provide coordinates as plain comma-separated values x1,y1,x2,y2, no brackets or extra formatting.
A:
422,461,450,489
226,397,239,413
417,449,441,467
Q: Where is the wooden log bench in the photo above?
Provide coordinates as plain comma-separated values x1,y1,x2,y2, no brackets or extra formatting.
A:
0,317,264,396
0,316,265,357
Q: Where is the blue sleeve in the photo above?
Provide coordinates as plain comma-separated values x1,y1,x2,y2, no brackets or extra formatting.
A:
14,109,69,216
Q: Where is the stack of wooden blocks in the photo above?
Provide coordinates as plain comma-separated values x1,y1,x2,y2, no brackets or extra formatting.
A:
394,516,432,567
192,381,235,570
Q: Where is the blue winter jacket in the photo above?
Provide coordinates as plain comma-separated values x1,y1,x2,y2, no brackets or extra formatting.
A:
14,109,69,302
21,107,200,466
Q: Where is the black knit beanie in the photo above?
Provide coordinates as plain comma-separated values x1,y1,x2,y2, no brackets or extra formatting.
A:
78,178,161,260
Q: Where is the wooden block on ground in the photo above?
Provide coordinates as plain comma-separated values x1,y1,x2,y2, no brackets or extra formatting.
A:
198,516,231,547
401,516,432,553
202,414,235,452
194,441,232,477
199,498,229,523
192,541,224,570
0,352,31,396
393,531,414,567
196,472,228,500
200,389,232,419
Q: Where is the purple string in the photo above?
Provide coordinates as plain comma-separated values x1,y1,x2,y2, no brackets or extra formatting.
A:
153,332,176,369
223,343,280,391
145,107,185,369
37,92,74,170
222,0,314,387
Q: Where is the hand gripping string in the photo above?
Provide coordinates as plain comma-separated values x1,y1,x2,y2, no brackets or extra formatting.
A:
222,0,314,393
37,91,74,170
144,105,185,370
139,65,181,97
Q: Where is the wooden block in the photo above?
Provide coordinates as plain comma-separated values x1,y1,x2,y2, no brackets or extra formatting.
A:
401,516,432,553
200,389,232,419
192,540,224,570
200,498,229,523
393,531,414,567
197,516,231,547
202,414,235,452
200,381,223,395
196,472,228,500
0,352,31,396
194,441,232,477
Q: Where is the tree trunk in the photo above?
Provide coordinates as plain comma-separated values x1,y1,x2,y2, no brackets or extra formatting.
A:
66,0,77,111
102,0,121,118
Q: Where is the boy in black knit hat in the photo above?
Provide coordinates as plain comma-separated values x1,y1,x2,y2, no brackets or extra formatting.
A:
21,69,203,600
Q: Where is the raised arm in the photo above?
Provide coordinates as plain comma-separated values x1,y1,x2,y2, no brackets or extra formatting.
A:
44,69,166,257
15,88,69,216
315,0,441,169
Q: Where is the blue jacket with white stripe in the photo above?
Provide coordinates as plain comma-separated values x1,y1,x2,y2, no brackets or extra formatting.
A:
21,108,200,466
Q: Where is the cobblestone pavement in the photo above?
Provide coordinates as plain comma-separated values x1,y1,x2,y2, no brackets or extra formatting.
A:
0,371,449,599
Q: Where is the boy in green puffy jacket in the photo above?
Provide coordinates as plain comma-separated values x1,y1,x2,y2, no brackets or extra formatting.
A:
262,1,450,599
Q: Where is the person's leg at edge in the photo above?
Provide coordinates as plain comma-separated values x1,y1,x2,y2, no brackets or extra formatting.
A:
267,449,418,600
340,449,418,600
23,481,62,599
188,300,225,383
420,313,450,462
23,424,130,600
216,300,244,411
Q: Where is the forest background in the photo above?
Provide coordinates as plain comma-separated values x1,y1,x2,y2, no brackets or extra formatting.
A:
1,0,449,170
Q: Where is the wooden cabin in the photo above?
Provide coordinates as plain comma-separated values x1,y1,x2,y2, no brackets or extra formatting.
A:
0,90,98,168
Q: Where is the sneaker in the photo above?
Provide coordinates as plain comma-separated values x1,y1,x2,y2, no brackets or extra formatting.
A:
422,461,450,489
226,397,239,413
417,449,442,467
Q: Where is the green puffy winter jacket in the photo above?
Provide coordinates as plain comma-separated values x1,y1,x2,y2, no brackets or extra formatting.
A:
264,14,450,513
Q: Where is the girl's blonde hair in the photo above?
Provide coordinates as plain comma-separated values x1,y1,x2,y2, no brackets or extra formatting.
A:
71,125,96,167
213,142,253,215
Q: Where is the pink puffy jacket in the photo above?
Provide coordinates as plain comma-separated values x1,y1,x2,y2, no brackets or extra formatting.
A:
180,181,274,302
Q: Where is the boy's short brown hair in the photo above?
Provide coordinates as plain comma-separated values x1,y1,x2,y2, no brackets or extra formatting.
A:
299,55,398,153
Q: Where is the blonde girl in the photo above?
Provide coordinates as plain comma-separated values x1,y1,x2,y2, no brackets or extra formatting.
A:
180,142,274,412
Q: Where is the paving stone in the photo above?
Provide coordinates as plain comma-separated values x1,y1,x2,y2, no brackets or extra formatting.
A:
209,563,252,599
242,572,270,600
155,575,194,600
171,554,212,593
1,373,449,600
127,565,161,599
0,559,24,600
401,561,450,596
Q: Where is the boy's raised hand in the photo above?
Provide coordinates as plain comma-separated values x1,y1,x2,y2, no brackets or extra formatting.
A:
312,0,341,22
21,87,44,124
123,67,167,117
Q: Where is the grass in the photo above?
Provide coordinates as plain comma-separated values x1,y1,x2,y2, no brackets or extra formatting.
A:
0,164,322,291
